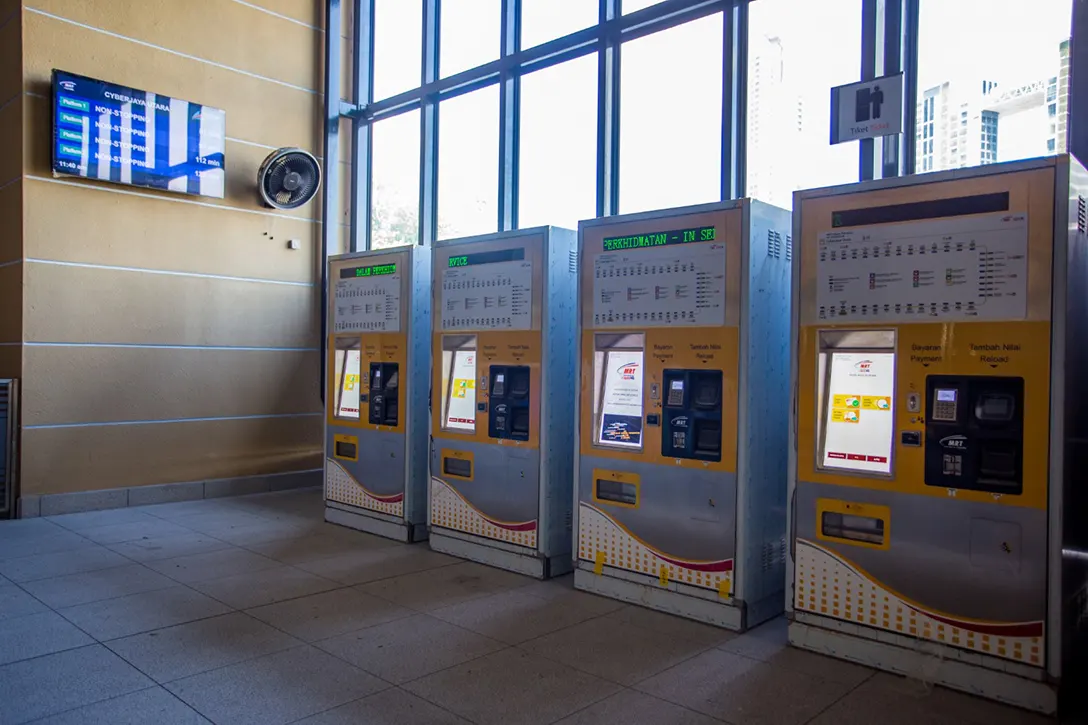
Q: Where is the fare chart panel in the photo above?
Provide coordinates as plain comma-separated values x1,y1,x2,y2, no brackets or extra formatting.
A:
334,263,402,333
440,249,533,331
592,226,726,328
816,212,1029,322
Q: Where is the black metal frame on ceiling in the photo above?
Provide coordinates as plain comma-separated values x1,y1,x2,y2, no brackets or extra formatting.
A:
321,0,1084,261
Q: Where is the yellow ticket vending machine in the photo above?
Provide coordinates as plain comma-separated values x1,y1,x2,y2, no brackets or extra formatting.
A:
574,200,792,630
325,246,431,542
430,227,577,578
787,155,1088,714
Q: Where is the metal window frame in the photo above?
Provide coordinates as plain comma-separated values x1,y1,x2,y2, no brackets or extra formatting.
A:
322,0,1082,256
322,0,748,261
859,0,918,181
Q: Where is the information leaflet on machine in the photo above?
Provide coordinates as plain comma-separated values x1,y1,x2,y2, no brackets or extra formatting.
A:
334,273,402,333
592,243,726,328
816,212,1028,322
440,259,533,331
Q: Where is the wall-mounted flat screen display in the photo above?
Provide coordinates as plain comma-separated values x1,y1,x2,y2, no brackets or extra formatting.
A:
51,70,226,199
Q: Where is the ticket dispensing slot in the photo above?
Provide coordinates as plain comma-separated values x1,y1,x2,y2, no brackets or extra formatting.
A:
661,370,723,461
333,435,358,461
592,333,646,450
368,363,399,426
488,366,531,441
816,330,896,475
924,375,1024,494
816,499,890,549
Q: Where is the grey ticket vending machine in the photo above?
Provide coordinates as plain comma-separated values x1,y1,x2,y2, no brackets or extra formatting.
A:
428,228,578,578
324,247,431,542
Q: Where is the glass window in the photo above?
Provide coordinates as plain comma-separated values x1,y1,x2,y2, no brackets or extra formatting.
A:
371,109,421,249
522,0,598,49
438,86,500,239
916,0,1072,172
519,54,597,230
441,0,501,77
747,0,862,209
1048,138,1056,153
623,0,662,13
619,14,722,214
373,0,422,101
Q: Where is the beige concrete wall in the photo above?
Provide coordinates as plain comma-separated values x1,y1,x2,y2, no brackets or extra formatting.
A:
15,0,329,495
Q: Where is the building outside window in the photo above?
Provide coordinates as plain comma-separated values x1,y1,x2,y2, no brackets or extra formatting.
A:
915,0,1072,171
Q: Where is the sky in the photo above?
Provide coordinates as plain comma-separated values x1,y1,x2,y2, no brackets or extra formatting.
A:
366,0,1074,247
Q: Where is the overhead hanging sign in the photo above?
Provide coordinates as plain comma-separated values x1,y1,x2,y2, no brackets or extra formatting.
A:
830,72,904,145
51,69,226,198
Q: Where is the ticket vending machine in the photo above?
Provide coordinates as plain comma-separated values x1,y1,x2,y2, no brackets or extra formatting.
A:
325,247,431,542
787,155,1088,714
429,228,577,578
574,200,792,630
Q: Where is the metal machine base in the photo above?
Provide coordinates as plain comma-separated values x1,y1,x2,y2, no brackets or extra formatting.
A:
325,502,427,543
788,616,1057,715
573,565,746,631
429,528,571,579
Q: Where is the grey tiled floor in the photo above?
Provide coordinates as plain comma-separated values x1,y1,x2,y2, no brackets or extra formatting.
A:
0,488,1058,724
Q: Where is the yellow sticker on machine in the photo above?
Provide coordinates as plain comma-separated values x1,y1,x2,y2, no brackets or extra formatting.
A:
861,396,891,411
594,550,605,575
832,394,861,409
659,565,669,587
831,409,861,424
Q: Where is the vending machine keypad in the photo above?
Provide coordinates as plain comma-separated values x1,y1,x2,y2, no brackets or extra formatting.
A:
924,375,1023,494
661,369,723,462
488,365,530,441
368,363,400,426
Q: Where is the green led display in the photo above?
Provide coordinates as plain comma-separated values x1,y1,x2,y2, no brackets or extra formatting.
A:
602,225,716,252
339,263,397,279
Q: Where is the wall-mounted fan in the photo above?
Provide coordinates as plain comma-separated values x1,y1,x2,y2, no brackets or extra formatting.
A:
258,148,321,209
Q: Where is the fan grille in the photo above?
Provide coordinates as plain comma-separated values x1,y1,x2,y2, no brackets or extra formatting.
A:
260,150,320,209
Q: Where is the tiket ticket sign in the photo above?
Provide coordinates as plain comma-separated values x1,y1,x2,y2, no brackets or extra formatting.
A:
829,72,905,145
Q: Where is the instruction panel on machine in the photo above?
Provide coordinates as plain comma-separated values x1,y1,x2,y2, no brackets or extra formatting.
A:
440,259,533,331
816,212,1028,322
592,243,726,328
334,265,402,333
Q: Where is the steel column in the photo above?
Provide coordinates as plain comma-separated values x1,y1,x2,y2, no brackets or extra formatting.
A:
320,0,345,404
498,0,521,231
420,0,440,246
858,0,880,181
596,0,621,217
721,0,747,200
350,0,375,252
1071,0,1087,162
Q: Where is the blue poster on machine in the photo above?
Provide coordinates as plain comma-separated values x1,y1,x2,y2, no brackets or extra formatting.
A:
51,70,226,199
